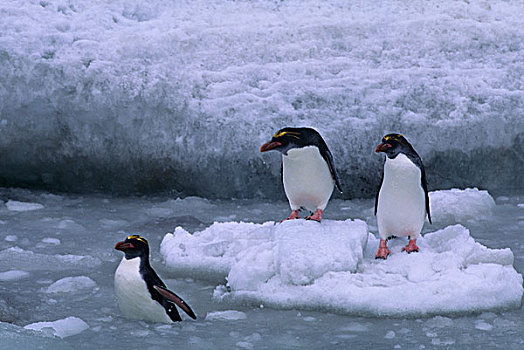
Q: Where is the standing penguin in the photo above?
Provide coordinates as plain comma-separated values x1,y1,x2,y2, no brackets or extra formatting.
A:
114,235,196,323
374,134,431,259
260,127,342,222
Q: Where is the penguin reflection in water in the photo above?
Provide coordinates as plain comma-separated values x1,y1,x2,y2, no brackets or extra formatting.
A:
260,127,342,222
374,134,431,259
114,235,196,323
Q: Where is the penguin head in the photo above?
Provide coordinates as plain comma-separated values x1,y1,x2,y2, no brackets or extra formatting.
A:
375,133,414,159
114,235,149,260
260,127,319,155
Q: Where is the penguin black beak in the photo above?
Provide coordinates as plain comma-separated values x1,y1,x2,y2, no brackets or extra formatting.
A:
260,141,282,152
375,143,391,153
114,241,134,251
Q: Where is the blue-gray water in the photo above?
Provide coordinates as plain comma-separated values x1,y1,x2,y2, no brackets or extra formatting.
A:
0,188,522,349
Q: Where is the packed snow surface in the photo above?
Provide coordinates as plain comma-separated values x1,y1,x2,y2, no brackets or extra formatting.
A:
0,0,523,197
24,316,89,339
162,222,522,316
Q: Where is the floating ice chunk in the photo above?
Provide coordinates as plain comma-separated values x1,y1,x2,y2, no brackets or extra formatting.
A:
5,200,44,212
0,270,30,281
46,276,98,294
213,224,523,317
205,310,247,321
24,317,89,338
429,188,495,223
4,235,17,242
475,320,493,331
0,247,102,271
42,238,61,245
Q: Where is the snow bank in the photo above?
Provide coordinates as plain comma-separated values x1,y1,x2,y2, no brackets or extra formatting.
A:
5,200,44,212
24,316,89,338
160,219,368,283
0,247,101,271
429,188,495,223
0,0,523,197
212,224,522,316
46,276,98,294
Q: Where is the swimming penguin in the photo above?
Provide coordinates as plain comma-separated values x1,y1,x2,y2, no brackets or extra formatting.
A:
114,235,196,323
260,127,342,222
374,134,431,259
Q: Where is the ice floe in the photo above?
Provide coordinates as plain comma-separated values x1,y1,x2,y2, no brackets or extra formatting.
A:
429,188,496,223
24,316,89,338
162,220,523,317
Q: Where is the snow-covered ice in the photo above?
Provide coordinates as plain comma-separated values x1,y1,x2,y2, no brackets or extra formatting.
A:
160,219,368,285
161,220,522,316
24,316,89,338
0,0,523,197
429,188,496,223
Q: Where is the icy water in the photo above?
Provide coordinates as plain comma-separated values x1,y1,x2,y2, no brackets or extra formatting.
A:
0,187,522,349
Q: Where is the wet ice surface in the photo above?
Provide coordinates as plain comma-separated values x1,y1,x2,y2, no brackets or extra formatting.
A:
0,187,523,349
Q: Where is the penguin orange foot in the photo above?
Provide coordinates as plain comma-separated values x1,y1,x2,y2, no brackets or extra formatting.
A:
375,239,391,259
305,209,323,222
402,239,419,253
281,209,300,222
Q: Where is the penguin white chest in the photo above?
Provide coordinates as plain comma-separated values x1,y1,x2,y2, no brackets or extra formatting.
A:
114,257,172,323
377,153,426,239
282,146,334,211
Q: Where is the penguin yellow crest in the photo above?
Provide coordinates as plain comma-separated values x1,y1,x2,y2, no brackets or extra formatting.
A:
127,235,148,245
273,131,301,139
384,134,403,141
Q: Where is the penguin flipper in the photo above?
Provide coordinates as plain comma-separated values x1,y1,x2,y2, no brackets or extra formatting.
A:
319,147,343,193
375,168,384,216
153,285,197,320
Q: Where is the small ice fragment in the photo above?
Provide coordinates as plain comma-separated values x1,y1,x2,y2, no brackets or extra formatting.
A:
0,270,30,281
385,331,396,339
24,316,89,338
46,276,97,293
303,316,316,322
475,320,493,331
42,238,61,245
5,235,17,242
6,200,44,211
205,310,247,321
